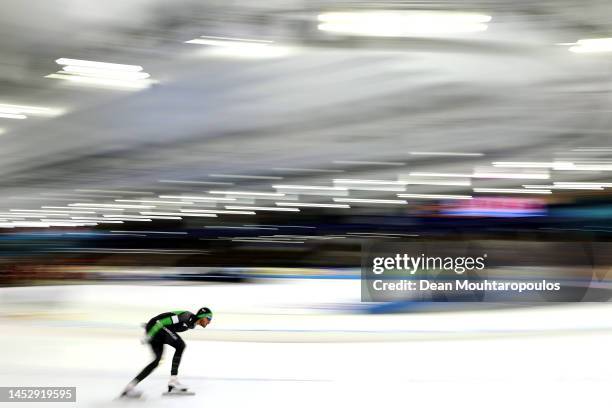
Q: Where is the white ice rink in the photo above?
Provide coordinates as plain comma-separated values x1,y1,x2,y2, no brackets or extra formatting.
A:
1,281,612,408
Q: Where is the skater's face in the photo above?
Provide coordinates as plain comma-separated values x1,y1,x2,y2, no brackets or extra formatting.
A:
197,317,211,328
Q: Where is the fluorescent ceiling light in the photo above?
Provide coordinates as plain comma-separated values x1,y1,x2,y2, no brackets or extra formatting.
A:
62,66,150,80
186,36,289,58
550,182,612,189
554,182,612,187
333,198,407,204
492,161,574,170
409,172,473,178
472,171,549,180
55,58,143,71
180,209,256,215
76,189,152,194
48,58,154,90
225,206,299,212
46,73,153,90
68,203,155,209
9,209,95,214
274,185,348,191
0,221,95,228
209,190,285,197
523,184,603,190
0,113,26,120
398,194,473,200
404,180,471,186
410,151,484,157
185,38,273,47
473,188,551,194
101,215,153,218
115,199,194,205
111,216,179,220
159,195,236,202
140,211,216,217
0,213,76,219
552,163,612,171
42,206,122,211
344,186,406,192
276,202,351,208
0,104,63,121
69,218,124,223
333,179,405,185
317,11,491,37
569,38,612,53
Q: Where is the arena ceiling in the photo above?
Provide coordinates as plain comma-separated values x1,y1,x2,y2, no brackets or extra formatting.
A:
1,0,611,227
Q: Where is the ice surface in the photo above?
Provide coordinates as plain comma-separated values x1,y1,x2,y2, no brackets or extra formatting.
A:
1,283,612,407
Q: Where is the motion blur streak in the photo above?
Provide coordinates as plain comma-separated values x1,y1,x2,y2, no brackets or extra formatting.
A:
2,0,612,407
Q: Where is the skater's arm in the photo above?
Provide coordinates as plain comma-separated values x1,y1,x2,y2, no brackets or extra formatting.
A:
145,311,199,339
177,311,198,329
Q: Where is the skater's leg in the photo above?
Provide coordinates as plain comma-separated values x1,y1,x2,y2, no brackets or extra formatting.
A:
171,340,185,376
121,340,164,397
133,340,164,383
162,330,188,392
164,330,185,376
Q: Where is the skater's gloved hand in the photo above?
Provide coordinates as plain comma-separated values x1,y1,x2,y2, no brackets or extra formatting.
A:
140,336,151,345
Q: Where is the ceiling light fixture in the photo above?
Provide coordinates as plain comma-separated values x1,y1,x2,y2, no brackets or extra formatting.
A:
568,38,612,53
186,36,290,58
317,11,491,37
47,58,155,90
0,103,63,120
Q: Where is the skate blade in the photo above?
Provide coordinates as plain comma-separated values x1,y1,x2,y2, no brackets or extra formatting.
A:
163,391,195,396
117,393,143,400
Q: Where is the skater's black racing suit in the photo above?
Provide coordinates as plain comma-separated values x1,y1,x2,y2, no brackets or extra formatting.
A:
133,311,200,383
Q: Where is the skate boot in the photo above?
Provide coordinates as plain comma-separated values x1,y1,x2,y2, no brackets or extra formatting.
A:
120,389,142,399
165,377,194,396
120,382,142,399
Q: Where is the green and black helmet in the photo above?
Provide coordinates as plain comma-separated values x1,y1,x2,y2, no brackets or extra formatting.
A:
196,307,213,321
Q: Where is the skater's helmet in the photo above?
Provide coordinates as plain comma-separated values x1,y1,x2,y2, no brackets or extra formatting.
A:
196,307,213,321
